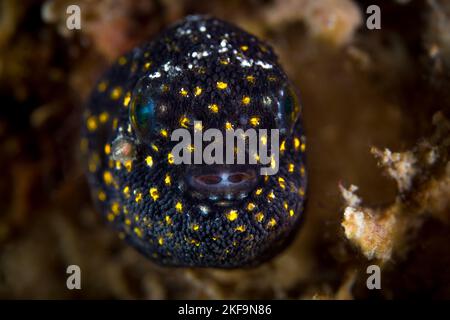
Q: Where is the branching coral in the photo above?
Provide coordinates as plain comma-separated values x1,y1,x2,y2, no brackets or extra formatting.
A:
341,112,450,263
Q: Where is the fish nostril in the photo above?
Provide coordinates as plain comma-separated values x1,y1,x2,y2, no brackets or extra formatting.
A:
228,173,248,184
196,175,222,185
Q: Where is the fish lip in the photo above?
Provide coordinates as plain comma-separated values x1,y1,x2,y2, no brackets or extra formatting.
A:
184,164,260,203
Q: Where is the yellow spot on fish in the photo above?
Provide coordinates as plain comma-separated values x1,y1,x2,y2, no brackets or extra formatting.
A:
104,144,111,155
165,215,172,225
255,188,263,196
144,62,152,70
111,202,120,215
123,186,130,198
103,171,114,185
97,81,108,92
270,156,277,170
283,202,289,210
267,218,277,228
208,103,219,113
216,81,228,89
192,224,200,231
135,192,143,203
180,88,188,96
299,187,305,197
301,141,306,152
98,191,106,201
133,227,143,238
226,209,238,221
267,191,275,201
118,56,127,65
125,218,131,225
160,129,168,137
194,86,202,96
180,116,190,128
235,225,246,232
225,122,233,130
249,117,260,127
124,160,132,172
242,96,251,105
289,209,295,217
255,212,264,222
240,45,248,51
164,174,171,186
110,87,123,100
123,91,131,107
151,144,159,152
246,203,256,211
158,237,164,245
86,116,98,132
280,140,286,152
278,177,286,189
288,163,295,173
190,239,200,247
194,122,203,131
175,201,183,212
107,213,115,222
88,153,100,172
149,187,159,201
246,75,255,83
145,155,153,167
300,165,306,177
168,153,174,164
260,135,267,145
250,117,260,127
99,112,109,123
294,137,301,150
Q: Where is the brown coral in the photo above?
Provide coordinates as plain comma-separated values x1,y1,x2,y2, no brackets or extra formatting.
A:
341,112,450,263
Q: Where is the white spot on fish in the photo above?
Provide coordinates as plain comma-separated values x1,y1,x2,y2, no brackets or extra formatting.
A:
149,71,161,79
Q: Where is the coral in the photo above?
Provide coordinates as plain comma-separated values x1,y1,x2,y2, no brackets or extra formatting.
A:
425,0,450,75
262,0,362,46
42,0,160,61
341,112,450,263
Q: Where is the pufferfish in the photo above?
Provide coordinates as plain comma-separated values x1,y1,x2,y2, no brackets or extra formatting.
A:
82,15,307,268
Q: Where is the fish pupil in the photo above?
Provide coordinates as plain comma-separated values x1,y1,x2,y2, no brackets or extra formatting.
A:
130,93,157,141
135,99,155,128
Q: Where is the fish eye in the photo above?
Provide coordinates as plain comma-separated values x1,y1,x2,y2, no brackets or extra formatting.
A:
277,85,301,133
130,78,159,143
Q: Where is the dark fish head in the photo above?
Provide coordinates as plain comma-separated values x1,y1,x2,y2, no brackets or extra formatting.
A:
118,16,306,267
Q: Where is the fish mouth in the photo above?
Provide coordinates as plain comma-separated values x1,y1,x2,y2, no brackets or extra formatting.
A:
184,164,261,206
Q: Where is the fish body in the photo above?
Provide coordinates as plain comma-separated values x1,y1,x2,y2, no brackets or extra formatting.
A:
82,15,307,268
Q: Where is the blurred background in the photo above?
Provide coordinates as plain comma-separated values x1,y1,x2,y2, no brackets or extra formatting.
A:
0,0,449,299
